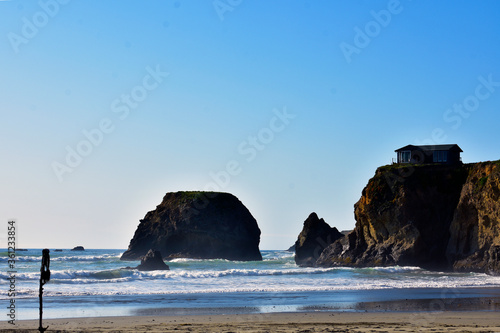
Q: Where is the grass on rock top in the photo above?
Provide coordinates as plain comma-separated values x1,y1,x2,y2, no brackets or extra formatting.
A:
174,191,220,202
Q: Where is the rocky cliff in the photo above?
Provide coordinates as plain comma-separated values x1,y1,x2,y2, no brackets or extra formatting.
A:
294,213,344,267
447,162,500,274
317,161,500,275
121,191,262,261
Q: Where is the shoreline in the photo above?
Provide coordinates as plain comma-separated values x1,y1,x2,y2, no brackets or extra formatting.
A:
4,311,500,332
6,288,500,321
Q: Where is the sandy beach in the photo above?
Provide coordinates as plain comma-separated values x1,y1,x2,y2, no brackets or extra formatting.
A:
2,311,499,333
4,295,500,332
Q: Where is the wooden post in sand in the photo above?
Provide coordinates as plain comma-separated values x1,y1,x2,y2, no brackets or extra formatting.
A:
38,249,51,333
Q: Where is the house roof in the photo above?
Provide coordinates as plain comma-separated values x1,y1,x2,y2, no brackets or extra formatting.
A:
395,144,463,153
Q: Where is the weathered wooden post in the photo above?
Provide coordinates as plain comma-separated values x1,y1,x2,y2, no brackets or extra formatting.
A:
39,249,51,332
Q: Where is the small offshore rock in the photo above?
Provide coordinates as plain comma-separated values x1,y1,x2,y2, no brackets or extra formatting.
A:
135,249,170,271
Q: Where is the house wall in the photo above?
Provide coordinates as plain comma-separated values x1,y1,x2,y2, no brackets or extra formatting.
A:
397,149,461,165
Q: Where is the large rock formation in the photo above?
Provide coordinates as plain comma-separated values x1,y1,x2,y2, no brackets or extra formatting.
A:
294,213,344,267
317,161,500,275
447,162,500,274
121,192,262,261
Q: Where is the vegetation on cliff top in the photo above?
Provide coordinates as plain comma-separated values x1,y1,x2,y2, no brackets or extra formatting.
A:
173,191,218,202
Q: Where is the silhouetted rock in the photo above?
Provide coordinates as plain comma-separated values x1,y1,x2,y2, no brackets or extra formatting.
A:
71,246,85,251
136,249,170,271
121,191,262,261
317,161,500,275
286,244,296,252
294,212,344,267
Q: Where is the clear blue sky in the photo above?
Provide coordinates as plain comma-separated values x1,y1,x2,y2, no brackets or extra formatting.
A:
1,0,500,250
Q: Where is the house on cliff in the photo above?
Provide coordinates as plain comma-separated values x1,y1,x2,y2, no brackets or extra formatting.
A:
395,144,462,165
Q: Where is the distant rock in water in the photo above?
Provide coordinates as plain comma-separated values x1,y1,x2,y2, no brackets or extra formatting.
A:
316,161,500,275
294,212,344,267
121,191,262,261
71,246,85,251
286,244,296,252
136,249,170,271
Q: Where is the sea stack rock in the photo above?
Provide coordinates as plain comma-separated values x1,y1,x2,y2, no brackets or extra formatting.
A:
294,213,344,267
71,246,85,251
121,191,262,261
136,249,170,271
317,164,468,270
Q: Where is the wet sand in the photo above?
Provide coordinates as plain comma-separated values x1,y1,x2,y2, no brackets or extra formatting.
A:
3,311,500,332
4,296,500,332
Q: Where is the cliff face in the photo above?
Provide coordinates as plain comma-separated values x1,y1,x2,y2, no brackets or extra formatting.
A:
317,164,467,270
121,192,262,261
447,162,500,274
294,212,344,267
317,161,500,274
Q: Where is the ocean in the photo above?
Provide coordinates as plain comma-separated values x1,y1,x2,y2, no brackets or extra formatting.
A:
2,249,500,320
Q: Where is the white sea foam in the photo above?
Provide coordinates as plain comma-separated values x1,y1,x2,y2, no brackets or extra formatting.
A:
2,249,500,321
0,254,122,263
0,266,420,282
1,249,500,301
3,275,500,299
